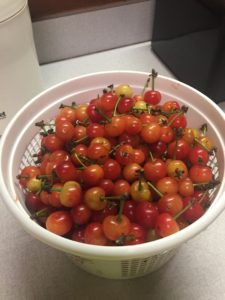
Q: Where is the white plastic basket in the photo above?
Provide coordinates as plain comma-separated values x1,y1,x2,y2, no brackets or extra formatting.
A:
0,71,225,279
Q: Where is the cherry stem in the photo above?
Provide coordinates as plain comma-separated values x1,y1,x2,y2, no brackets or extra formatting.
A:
71,136,89,147
200,123,207,136
117,198,125,223
59,102,77,109
35,120,49,135
50,187,62,192
138,178,143,191
198,190,209,205
141,75,151,96
167,106,188,127
73,117,90,126
73,152,87,168
151,69,158,91
16,175,29,179
149,151,155,162
193,180,220,191
194,137,210,153
95,107,111,123
101,195,127,201
173,138,178,160
113,95,123,116
174,199,195,220
146,181,163,198
109,141,125,156
37,174,53,179
30,208,49,220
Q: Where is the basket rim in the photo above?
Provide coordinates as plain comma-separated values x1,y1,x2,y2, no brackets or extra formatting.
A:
0,70,225,260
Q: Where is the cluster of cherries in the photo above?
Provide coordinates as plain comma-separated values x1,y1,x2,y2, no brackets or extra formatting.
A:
17,70,219,246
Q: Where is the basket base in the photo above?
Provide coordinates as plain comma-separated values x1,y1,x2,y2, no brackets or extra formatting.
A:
67,248,178,279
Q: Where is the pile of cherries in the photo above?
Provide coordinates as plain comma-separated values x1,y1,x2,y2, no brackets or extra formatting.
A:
17,70,219,246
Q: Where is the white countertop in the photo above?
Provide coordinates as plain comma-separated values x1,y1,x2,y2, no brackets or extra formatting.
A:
1,42,225,300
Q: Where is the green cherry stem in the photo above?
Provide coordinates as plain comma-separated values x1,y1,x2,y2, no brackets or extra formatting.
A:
30,208,49,220
95,107,112,123
146,181,163,198
167,106,188,127
200,123,208,136
73,152,87,168
59,102,77,109
151,69,157,91
141,75,151,96
198,190,209,205
117,198,125,223
193,180,220,191
113,95,123,116
194,137,210,153
174,199,195,220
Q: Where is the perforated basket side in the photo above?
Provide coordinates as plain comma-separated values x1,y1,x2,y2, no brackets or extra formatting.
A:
67,248,177,279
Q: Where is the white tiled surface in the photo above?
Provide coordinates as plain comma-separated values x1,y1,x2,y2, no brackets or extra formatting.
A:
1,42,225,300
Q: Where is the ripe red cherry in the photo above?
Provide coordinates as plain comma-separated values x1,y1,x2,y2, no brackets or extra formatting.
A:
150,141,167,158
141,122,161,144
102,214,131,241
104,116,125,137
117,97,134,114
168,113,187,129
72,125,87,141
143,90,161,105
188,146,209,165
123,163,142,182
118,132,141,147
160,125,174,143
56,106,77,123
113,179,131,196
87,143,109,163
143,159,167,182
156,176,179,195
134,202,159,228
86,123,105,138
82,164,104,186
125,223,146,245
124,115,142,135
72,228,85,243
103,159,121,180
189,164,213,183
41,133,64,152
123,200,137,222
158,194,183,216
25,192,46,212
46,210,73,236
55,162,78,183
155,213,180,237
100,92,118,112
60,181,82,207
115,144,134,166
86,103,103,122
182,196,205,223
71,204,91,225
18,166,41,188
167,139,190,160
84,222,108,245
91,205,118,223
162,100,180,112
99,179,114,195
84,186,107,211
49,183,63,208
55,120,75,142
139,113,157,124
